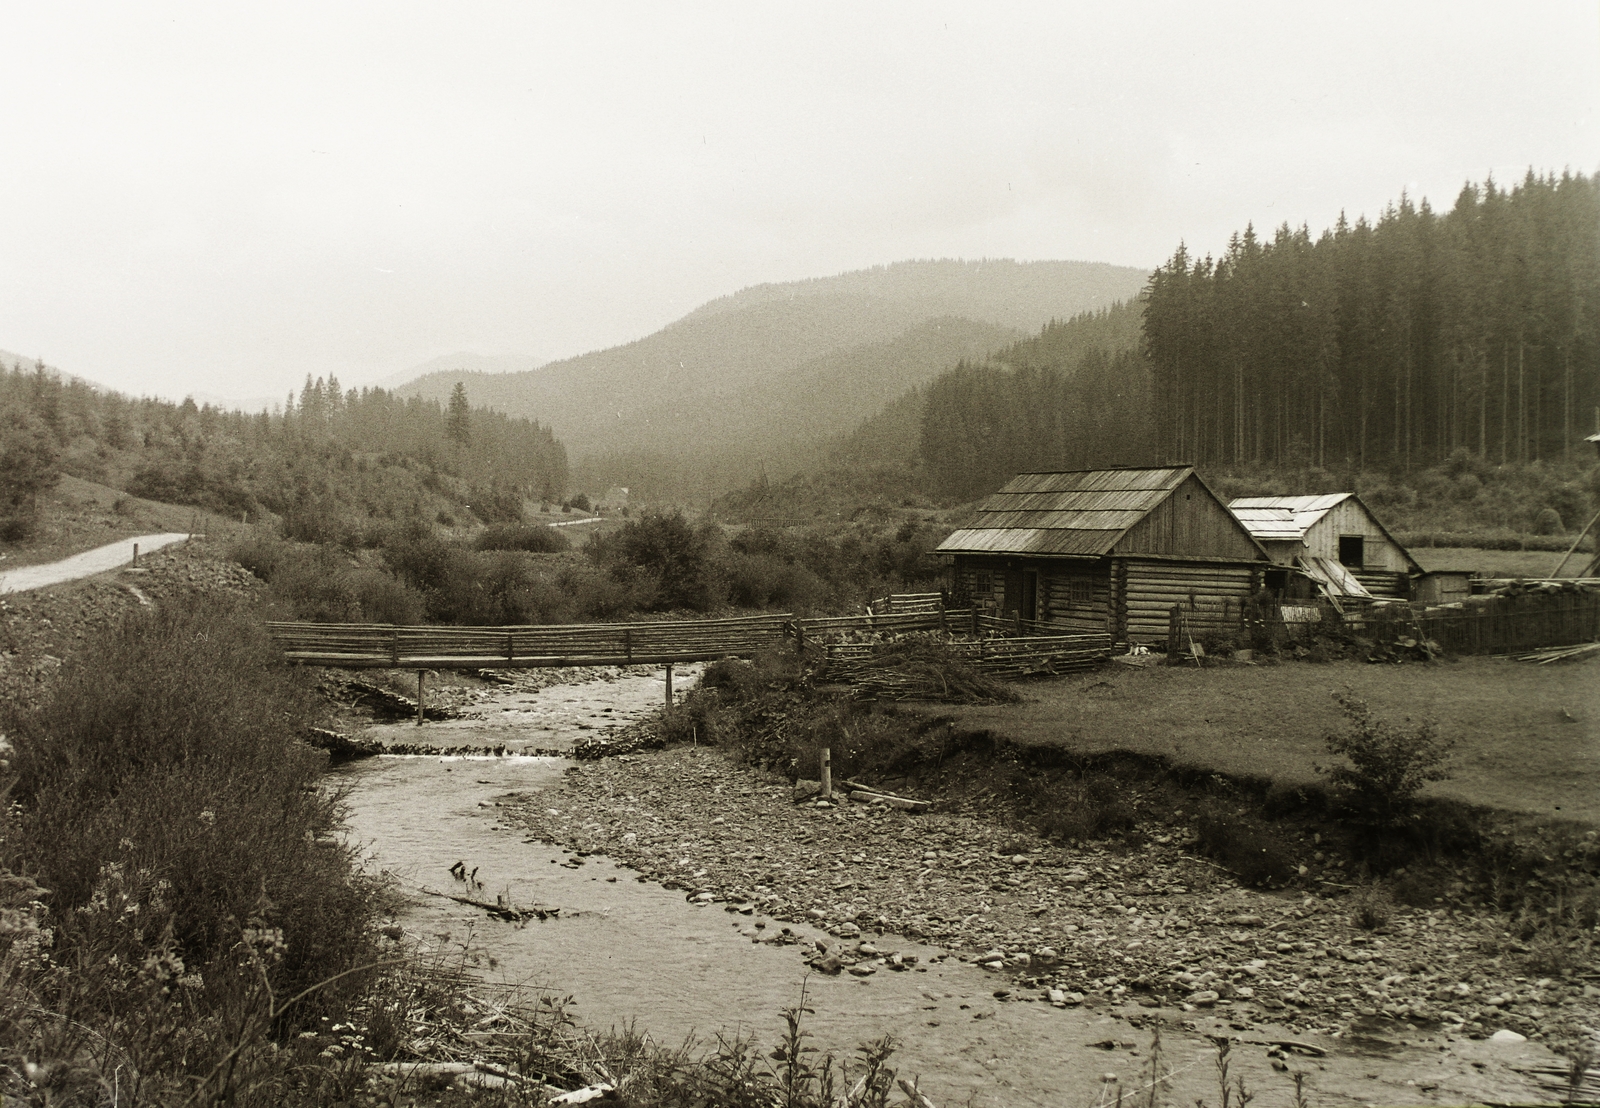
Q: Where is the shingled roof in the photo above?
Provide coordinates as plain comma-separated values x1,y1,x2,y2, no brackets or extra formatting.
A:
936,466,1258,558
1227,493,1355,543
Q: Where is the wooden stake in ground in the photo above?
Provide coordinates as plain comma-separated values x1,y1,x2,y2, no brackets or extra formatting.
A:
131,542,139,567
664,662,674,707
820,746,832,800
417,670,425,726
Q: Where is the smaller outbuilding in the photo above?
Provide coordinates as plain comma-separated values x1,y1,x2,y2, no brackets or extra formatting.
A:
1228,493,1422,600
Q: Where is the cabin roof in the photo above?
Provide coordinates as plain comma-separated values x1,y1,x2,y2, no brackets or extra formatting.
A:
1227,493,1355,542
938,466,1212,557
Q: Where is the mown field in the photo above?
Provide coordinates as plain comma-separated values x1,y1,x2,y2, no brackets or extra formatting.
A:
933,654,1600,824
1414,545,1590,577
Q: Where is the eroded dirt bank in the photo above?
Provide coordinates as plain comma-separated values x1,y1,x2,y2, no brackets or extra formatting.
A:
338,667,1584,1105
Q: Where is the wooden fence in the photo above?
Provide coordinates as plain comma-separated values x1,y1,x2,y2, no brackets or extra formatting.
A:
1255,587,1600,656
822,632,1113,684
266,613,794,669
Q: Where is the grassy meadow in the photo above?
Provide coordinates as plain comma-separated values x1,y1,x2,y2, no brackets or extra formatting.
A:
933,655,1600,823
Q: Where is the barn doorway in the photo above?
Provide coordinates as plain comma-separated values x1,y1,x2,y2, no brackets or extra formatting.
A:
1338,535,1365,568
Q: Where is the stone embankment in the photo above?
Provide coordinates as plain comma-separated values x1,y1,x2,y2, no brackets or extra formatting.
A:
508,746,1600,1058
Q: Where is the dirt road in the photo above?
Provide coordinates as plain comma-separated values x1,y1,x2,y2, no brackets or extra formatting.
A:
0,532,190,595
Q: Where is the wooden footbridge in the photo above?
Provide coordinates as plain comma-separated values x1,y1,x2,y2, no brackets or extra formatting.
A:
264,601,1115,717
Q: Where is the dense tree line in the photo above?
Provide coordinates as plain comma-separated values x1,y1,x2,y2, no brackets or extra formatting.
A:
1144,170,1600,471
912,302,1151,501
0,362,568,533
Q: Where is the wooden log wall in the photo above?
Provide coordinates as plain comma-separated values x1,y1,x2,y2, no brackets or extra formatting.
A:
1120,559,1260,643
1040,566,1112,634
1352,570,1410,599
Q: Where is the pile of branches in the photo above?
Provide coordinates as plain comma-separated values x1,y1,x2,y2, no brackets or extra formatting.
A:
825,636,1021,703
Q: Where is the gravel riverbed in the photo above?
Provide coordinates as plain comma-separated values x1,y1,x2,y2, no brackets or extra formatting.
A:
506,745,1600,1060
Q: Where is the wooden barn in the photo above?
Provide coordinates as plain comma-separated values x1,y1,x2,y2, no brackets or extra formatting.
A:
937,466,1270,644
1227,494,1421,600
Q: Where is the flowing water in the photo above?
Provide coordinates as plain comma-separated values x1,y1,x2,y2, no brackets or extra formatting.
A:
337,667,1559,1107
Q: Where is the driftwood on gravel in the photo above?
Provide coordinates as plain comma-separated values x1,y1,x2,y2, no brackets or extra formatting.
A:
424,886,562,923
319,675,462,721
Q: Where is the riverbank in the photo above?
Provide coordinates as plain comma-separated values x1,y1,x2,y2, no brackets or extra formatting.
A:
337,668,1573,1106
498,728,1600,1064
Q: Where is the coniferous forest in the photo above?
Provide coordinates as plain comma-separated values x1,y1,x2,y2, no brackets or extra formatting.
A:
901,171,1600,512
1144,170,1600,473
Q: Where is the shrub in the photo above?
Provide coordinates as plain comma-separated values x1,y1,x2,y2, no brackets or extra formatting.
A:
1192,804,1298,886
1318,691,1454,831
1347,882,1393,930
476,522,571,553
589,510,722,611
1533,506,1565,535
1034,772,1138,841
0,598,381,1035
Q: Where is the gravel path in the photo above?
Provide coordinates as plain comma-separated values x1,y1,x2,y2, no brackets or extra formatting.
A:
507,746,1600,1061
0,532,190,594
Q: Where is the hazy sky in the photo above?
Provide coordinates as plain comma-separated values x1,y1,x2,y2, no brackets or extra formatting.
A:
2,2,1595,405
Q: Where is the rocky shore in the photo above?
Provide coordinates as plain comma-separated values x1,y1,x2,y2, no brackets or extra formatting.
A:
507,745,1600,1059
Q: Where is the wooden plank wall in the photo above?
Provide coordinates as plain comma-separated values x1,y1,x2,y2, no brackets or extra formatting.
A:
1121,559,1259,642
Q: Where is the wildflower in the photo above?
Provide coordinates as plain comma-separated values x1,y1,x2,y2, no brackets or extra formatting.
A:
197,810,216,827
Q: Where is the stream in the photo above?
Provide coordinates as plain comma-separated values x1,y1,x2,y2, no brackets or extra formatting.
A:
336,666,1562,1107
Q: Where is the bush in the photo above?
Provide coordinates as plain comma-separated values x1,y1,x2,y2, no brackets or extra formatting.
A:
0,599,381,1035
1192,804,1298,886
476,522,571,553
589,510,722,612
1318,691,1454,831
1034,773,1138,841
1347,883,1394,930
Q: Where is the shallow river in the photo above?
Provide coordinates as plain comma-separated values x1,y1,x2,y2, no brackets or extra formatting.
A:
337,668,1560,1107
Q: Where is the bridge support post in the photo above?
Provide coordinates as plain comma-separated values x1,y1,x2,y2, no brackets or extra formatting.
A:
417,670,425,726
664,662,673,708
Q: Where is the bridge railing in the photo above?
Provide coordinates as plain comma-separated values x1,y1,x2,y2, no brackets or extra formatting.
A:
266,613,794,669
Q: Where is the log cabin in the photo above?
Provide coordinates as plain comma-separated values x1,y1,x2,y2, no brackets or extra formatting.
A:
936,466,1271,646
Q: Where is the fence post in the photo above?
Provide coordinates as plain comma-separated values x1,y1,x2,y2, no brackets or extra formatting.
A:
1167,605,1181,664
391,628,400,667
416,671,425,726
506,632,514,664
131,542,139,567
664,662,674,708
820,746,832,800
794,620,805,655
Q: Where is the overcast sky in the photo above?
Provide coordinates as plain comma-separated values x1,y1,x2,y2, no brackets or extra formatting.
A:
1,2,1595,406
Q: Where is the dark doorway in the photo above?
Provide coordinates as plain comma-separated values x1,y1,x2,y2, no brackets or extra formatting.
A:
1003,568,1022,615
1338,535,1365,568
1022,570,1039,621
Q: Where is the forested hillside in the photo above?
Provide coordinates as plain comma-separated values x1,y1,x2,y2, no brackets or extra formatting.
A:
398,259,1147,501
0,361,567,540
1144,170,1600,471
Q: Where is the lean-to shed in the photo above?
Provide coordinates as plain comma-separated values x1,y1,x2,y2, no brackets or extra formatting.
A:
1227,494,1421,600
936,466,1270,644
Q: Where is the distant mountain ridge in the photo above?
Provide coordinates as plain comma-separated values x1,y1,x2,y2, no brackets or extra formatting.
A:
397,258,1148,500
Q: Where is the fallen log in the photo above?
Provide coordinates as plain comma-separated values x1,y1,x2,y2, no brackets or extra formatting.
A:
423,887,560,922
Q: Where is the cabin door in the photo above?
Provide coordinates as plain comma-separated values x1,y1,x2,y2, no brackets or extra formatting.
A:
1004,568,1038,620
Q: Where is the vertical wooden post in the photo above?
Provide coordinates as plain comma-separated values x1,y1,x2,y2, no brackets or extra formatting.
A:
131,543,139,567
664,662,674,707
820,746,832,800
1167,605,1182,665
416,671,425,726
794,620,805,655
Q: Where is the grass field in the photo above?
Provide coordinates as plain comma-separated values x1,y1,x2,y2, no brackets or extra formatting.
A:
1414,545,1592,577
931,654,1600,823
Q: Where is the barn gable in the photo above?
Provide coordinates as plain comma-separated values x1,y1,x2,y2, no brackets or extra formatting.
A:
1112,472,1265,561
